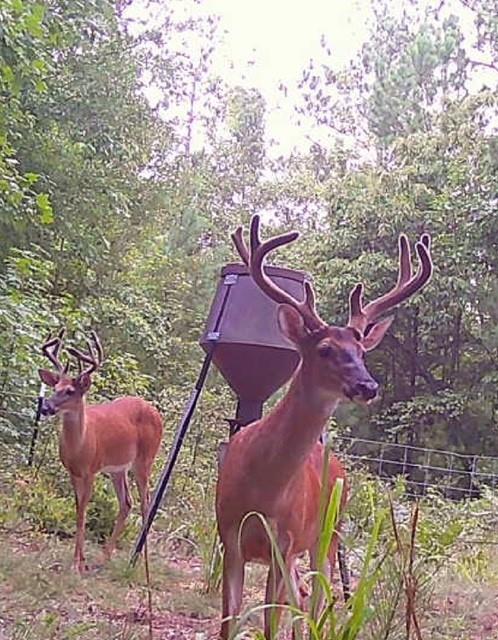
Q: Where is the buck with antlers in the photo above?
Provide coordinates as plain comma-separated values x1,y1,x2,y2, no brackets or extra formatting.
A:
38,330,163,573
216,215,433,638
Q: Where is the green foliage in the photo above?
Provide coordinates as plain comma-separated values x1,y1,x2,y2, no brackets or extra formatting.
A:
7,472,75,538
0,461,135,544
0,0,493,467
341,472,498,639
191,516,224,594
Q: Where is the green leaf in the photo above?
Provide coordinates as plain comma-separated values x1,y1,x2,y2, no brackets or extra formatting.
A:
11,0,24,14
24,4,45,37
24,172,39,186
36,193,54,224
35,79,47,93
1,65,15,90
32,59,47,73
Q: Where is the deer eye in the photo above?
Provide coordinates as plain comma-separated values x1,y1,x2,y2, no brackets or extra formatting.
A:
339,350,354,364
318,345,334,359
65,388,75,396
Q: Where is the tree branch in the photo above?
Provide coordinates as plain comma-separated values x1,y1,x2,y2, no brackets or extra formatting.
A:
469,59,498,74
385,334,445,394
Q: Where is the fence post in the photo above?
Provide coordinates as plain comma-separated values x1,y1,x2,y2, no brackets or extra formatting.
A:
422,449,431,496
377,444,385,478
468,455,478,498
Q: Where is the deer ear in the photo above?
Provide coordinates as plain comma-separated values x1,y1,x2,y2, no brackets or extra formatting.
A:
362,316,394,352
77,372,92,393
277,305,308,344
38,369,59,387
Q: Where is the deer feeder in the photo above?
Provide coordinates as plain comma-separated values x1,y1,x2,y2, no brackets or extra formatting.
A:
200,262,309,426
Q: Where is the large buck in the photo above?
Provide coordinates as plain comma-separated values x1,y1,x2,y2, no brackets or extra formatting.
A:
216,215,433,638
38,330,163,573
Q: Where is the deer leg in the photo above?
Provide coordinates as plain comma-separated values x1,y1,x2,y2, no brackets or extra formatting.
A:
133,460,152,522
265,564,303,640
283,561,308,606
220,541,245,640
71,474,94,574
103,471,132,560
309,545,324,620
264,531,300,640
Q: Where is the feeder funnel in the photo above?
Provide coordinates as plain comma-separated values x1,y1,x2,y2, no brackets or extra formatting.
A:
200,263,310,424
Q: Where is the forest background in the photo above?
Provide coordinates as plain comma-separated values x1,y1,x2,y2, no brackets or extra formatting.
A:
0,0,497,533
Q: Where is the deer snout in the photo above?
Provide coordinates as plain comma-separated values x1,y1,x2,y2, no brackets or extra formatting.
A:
41,399,57,417
349,380,379,402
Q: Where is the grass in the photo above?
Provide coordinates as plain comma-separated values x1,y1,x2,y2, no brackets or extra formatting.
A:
0,527,219,639
1,521,498,639
3,460,498,639
0,522,279,639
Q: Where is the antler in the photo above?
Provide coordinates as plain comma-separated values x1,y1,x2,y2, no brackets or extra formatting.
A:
232,215,327,332
348,233,433,335
41,328,67,373
66,330,104,376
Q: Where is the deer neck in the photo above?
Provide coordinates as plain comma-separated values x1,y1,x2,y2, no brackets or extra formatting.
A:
257,363,340,485
60,402,88,453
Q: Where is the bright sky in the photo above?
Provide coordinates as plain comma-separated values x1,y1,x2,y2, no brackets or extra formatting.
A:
126,0,493,154
206,0,370,152
127,0,370,153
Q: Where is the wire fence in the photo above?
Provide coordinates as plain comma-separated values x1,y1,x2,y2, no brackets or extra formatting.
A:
335,435,498,501
2,387,498,502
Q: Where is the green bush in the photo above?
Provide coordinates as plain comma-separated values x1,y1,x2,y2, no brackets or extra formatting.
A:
1,466,139,544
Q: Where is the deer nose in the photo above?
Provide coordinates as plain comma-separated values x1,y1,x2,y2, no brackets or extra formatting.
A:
352,381,378,401
40,399,57,417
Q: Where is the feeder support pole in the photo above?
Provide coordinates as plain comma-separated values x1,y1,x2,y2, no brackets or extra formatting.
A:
130,274,236,565
27,382,46,467
130,347,215,565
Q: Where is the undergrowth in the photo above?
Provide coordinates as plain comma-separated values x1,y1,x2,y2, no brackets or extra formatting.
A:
1,435,498,639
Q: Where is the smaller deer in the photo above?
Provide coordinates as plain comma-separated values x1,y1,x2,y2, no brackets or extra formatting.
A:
38,330,163,573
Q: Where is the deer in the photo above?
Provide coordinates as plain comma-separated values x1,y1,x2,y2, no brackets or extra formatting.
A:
216,215,433,639
38,330,163,574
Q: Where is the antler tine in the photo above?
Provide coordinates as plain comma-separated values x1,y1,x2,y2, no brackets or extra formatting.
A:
420,233,431,250
349,233,433,334
55,329,71,374
41,329,66,373
231,226,250,265
250,213,262,255
66,346,95,370
235,214,326,331
363,237,432,318
397,234,412,287
66,330,103,377
349,283,364,324
90,331,104,366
